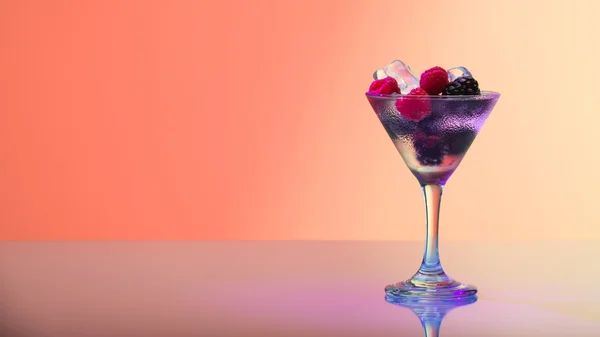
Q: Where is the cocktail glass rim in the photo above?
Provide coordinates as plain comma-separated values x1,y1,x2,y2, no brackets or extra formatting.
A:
365,90,500,100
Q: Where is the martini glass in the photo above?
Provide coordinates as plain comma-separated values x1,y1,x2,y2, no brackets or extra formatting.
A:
386,296,478,337
366,91,500,301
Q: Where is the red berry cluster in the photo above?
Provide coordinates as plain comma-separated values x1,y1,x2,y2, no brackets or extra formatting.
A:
368,66,450,121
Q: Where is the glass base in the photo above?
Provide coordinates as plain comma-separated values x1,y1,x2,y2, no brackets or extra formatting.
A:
385,276,477,303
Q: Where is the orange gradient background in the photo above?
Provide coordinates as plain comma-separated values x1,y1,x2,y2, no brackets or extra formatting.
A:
0,0,598,240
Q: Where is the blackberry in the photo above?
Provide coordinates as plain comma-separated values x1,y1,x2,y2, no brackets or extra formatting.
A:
414,133,447,166
442,76,481,95
444,129,477,155
417,118,440,135
417,150,444,166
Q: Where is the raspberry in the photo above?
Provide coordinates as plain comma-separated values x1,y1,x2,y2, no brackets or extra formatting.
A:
409,88,428,96
395,88,431,122
415,132,442,149
414,132,446,165
442,76,480,95
368,77,401,95
419,66,449,95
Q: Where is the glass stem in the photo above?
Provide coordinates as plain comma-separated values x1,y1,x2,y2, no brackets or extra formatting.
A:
422,320,442,337
421,316,443,337
419,184,444,275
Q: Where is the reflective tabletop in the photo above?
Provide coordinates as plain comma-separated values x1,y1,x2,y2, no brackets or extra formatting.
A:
0,241,598,336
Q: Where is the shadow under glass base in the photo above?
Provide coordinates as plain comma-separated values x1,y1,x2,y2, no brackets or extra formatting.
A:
385,270,477,303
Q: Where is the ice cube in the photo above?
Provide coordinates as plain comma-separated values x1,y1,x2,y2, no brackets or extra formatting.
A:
447,66,472,81
373,60,420,93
